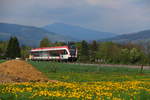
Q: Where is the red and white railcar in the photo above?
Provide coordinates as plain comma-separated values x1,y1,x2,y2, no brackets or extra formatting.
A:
29,46,77,61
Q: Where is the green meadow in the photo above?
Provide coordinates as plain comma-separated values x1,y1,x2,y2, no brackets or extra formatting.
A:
1,60,150,100
28,61,150,82
0,60,6,63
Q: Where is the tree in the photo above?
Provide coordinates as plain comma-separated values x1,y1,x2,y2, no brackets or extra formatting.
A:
119,48,130,64
55,41,66,46
6,37,13,58
129,48,143,64
75,42,82,61
79,40,89,62
96,42,113,63
40,37,50,47
6,37,21,59
21,45,31,59
90,40,98,62
13,37,21,57
0,48,2,59
0,41,8,58
96,42,121,63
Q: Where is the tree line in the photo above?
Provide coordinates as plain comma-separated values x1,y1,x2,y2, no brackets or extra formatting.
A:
78,41,148,65
0,37,150,65
0,37,30,59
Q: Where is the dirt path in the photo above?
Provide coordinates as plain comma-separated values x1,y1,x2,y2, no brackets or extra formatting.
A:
0,60,49,83
69,63,150,70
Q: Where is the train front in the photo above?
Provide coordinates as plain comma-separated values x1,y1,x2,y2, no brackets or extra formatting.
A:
68,45,78,61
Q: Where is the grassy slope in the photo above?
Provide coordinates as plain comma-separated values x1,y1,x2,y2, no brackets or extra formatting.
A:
28,61,150,82
0,60,6,63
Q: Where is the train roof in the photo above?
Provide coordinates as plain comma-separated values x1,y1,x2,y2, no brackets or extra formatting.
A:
31,46,69,52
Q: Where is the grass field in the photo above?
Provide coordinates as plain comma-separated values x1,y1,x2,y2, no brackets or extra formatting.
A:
28,61,150,82
1,60,150,100
0,60,6,63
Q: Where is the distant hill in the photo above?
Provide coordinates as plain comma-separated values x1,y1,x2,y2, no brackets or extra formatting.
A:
0,23,72,46
102,30,150,44
43,23,117,41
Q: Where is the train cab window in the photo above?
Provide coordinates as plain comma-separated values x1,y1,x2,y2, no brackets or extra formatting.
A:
59,50,68,55
62,50,68,55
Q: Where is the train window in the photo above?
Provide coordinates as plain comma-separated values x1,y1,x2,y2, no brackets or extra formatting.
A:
31,51,40,57
40,51,49,57
49,51,59,56
49,50,68,56
31,51,49,57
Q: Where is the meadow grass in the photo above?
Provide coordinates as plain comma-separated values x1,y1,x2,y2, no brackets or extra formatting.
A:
1,61,150,100
28,61,150,82
0,60,6,63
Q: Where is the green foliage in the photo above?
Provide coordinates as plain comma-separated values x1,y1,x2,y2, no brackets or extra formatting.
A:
89,40,98,62
79,40,90,62
129,48,143,64
13,37,21,58
0,60,6,63
21,45,31,59
138,91,150,100
96,42,121,63
74,42,82,61
0,41,8,58
40,37,51,47
55,41,66,46
94,42,148,65
119,48,130,64
69,41,149,65
5,37,21,59
6,37,13,58
1,37,149,65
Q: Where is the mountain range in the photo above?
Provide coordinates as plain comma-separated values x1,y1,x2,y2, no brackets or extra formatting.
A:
43,23,117,41
0,23,72,46
0,22,150,46
103,30,150,44
0,22,118,46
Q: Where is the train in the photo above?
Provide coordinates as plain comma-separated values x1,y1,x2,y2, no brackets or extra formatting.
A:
29,45,77,61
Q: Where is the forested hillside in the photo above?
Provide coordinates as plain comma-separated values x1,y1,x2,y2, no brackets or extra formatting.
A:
0,23,72,46
103,30,150,44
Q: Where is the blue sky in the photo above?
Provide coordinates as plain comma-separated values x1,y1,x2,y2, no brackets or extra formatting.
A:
0,0,150,34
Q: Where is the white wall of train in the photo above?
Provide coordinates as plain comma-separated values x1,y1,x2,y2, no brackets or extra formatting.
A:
29,46,77,61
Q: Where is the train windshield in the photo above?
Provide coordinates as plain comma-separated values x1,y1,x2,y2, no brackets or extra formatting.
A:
69,45,76,56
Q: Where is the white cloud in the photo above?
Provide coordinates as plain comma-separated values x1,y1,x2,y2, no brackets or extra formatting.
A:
86,0,120,8
86,0,132,9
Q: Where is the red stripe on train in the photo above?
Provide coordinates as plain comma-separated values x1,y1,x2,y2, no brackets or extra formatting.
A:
31,46,69,51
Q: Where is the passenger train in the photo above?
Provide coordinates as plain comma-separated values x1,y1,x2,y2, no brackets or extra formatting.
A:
29,45,77,61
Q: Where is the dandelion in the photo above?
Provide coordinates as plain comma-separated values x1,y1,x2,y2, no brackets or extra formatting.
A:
0,81,150,100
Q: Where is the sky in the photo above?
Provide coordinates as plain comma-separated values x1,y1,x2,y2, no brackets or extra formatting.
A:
0,0,150,34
